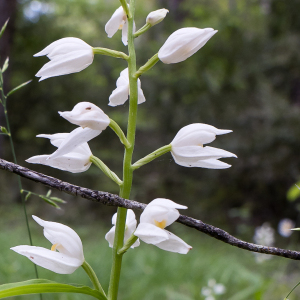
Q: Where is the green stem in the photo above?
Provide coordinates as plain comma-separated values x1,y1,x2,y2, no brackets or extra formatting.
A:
0,74,40,297
119,0,131,18
134,53,159,78
117,234,138,255
82,261,107,298
93,48,129,60
107,0,138,299
90,155,123,186
109,119,131,148
133,23,152,38
132,144,172,170
284,280,300,300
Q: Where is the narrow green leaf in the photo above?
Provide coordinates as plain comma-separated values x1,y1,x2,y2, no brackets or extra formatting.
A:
50,197,66,204
0,126,8,135
0,279,106,299
7,80,32,97
39,196,60,209
46,190,52,197
0,19,9,40
25,192,31,202
287,183,300,202
2,57,9,73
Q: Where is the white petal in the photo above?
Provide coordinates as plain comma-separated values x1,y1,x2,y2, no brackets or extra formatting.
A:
137,79,146,104
134,223,169,244
117,68,129,86
171,146,237,162
34,37,90,57
105,226,116,248
26,153,91,173
32,216,84,261
108,84,129,106
37,133,69,147
174,156,232,169
11,245,82,274
158,28,217,64
49,127,100,159
105,6,126,38
140,205,170,225
146,9,169,26
36,50,93,80
148,198,187,210
154,230,192,254
172,131,216,148
122,20,128,46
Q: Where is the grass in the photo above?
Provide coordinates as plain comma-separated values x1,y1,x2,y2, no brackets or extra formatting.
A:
0,206,300,300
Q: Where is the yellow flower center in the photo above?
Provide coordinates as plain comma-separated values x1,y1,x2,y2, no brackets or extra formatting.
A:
154,219,167,229
51,243,59,251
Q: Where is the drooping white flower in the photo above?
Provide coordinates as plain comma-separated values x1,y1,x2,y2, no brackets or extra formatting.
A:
158,27,217,64
11,216,84,274
26,131,93,173
134,198,192,254
105,209,140,248
105,5,135,46
59,102,110,131
34,37,94,81
278,218,295,237
109,68,146,106
170,123,236,169
146,9,169,26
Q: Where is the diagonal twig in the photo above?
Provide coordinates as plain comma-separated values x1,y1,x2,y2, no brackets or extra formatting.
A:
1,157,300,260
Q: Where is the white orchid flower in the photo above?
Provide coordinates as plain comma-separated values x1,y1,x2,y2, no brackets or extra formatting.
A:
105,5,135,46
109,68,146,106
105,209,140,248
171,123,237,169
134,198,192,254
158,27,217,64
146,9,169,26
26,131,93,173
34,37,94,81
11,216,85,274
59,102,110,131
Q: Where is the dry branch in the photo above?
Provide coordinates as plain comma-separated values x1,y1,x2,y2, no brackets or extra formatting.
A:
1,157,300,260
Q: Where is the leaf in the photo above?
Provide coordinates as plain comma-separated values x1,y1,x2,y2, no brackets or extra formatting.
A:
287,183,300,202
50,197,66,204
0,279,106,299
0,19,9,40
39,196,61,209
2,57,9,73
46,190,52,197
7,80,32,97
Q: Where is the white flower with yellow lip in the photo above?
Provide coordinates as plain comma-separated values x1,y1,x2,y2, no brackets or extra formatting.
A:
11,216,85,274
134,198,192,254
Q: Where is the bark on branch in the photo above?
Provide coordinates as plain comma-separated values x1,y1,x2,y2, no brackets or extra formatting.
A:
1,157,300,260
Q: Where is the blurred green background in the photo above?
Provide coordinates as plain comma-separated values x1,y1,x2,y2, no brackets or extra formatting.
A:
1,0,300,299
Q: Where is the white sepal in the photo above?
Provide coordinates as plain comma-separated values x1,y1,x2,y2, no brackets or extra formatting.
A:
146,9,169,26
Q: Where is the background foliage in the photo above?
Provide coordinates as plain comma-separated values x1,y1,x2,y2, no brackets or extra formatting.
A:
1,0,300,299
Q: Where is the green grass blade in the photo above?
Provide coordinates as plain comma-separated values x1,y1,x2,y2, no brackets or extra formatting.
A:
0,279,106,299
7,80,32,97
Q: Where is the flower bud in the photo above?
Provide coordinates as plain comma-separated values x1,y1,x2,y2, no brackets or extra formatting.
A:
158,27,217,64
146,8,169,26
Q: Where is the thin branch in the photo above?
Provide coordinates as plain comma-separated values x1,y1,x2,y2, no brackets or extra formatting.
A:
1,157,300,260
